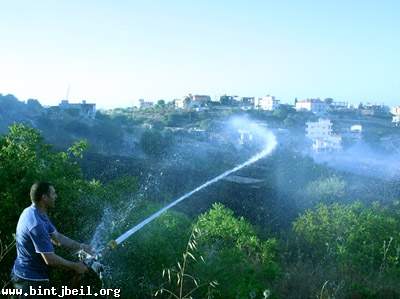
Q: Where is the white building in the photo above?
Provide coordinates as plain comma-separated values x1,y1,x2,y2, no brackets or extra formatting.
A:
174,98,186,109
191,94,211,103
254,95,280,111
345,124,363,141
175,94,211,110
58,100,96,118
350,124,362,133
306,118,342,152
139,99,154,109
295,98,328,114
391,106,400,126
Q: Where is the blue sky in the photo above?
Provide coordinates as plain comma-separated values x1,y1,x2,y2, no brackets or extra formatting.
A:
1,0,399,108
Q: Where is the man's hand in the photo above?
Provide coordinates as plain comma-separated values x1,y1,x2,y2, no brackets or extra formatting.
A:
40,252,89,274
73,261,89,274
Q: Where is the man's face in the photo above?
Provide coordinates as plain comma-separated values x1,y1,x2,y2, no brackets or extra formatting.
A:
44,186,57,208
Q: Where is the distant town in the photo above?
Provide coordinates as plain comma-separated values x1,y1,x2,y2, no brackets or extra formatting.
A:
48,94,399,121
45,94,400,153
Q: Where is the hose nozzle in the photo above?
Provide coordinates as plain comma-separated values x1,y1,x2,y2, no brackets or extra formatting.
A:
107,240,118,250
77,249,105,279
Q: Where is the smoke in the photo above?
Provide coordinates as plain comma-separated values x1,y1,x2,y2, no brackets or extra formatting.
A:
89,116,277,251
227,115,277,150
113,117,277,245
309,142,400,180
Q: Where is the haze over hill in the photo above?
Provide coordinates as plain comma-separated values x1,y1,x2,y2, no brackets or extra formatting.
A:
1,90,400,297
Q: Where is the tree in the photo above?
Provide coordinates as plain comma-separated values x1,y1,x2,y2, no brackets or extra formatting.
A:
156,100,166,109
0,124,93,282
26,99,43,110
0,123,142,290
272,104,295,120
140,129,163,156
0,94,23,110
219,95,237,106
166,112,189,127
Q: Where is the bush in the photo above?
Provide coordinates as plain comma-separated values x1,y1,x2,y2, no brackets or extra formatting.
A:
305,175,346,204
192,203,279,299
293,202,400,276
140,129,173,157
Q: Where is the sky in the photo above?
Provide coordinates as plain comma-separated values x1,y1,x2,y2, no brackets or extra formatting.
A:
1,0,399,109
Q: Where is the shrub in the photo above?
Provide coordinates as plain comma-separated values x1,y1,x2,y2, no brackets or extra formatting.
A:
293,202,400,275
192,203,279,299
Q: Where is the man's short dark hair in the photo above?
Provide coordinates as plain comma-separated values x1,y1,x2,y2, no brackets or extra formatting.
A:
30,182,53,203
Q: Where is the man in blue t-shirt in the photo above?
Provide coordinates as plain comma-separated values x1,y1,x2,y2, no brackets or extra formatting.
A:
12,182,92,298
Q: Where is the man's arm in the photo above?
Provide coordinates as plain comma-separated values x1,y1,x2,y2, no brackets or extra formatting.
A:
29,224,89,274
40,252,87,274
51,231,92,253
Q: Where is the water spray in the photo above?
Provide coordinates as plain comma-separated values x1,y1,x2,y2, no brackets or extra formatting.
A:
112,130,276,247
83,123,277,279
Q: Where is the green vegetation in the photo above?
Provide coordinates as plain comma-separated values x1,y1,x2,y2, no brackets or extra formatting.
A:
1,95,399,298
305,175,347,204
193,204,279,298
292,202,400,297
140,129,172,157
0,124,137,288
156,227,218,299
107,205,192,298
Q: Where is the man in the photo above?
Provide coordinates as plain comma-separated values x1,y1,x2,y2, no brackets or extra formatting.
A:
11,182,91,298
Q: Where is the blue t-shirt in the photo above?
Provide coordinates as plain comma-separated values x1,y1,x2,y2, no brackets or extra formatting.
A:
13,204,57,281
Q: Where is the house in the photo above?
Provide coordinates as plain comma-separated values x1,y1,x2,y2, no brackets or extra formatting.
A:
57,100,96,118
359,103,390,116
191,94,211,103
240,97,255,104
239,97,255,110
254,95,280,111
139,99,154,109
391,106,400,126
175,94,211,110
329,101,349,111
295,98,328,114
174,98,187,109
306,118,342,152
